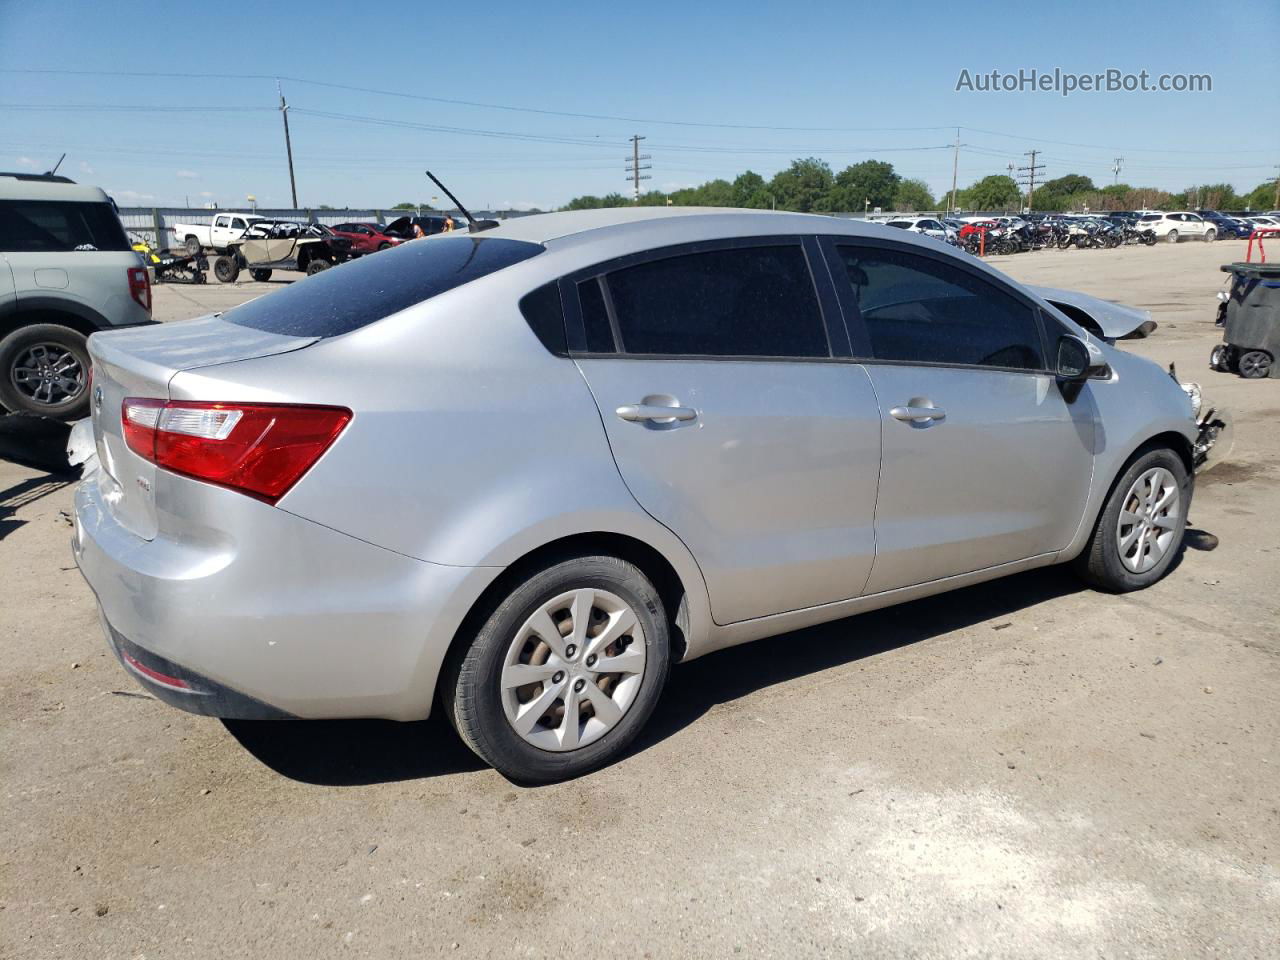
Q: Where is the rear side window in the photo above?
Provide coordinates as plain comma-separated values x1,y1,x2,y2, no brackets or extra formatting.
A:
836,245,1043,370
224,235,544,337
518,282,567,356
603,244,829,358
0,200,130,253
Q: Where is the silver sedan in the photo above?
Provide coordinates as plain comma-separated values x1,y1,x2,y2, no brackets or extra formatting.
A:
73,209,1200,782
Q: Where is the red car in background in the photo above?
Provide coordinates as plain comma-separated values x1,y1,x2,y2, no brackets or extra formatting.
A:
329,222,403,255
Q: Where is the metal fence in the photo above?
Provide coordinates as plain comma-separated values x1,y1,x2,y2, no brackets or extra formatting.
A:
117,206,534,249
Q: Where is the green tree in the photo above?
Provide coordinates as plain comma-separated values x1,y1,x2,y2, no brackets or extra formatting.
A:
732,171,769,208
768,157,834,212
563,195,604,210
1039,174,1095,196
1178,183,1240,210
892,178,935,212
962,174,1022,211
600,192,631,207
1241,180,1279,211
825,160,900,212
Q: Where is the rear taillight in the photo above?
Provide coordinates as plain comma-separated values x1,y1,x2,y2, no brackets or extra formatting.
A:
122,398,351,504
128,266,152,313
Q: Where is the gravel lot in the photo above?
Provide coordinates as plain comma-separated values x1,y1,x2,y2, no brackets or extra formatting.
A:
2,239,1277,959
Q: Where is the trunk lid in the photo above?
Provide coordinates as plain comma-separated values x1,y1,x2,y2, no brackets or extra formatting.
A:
88,315,318,540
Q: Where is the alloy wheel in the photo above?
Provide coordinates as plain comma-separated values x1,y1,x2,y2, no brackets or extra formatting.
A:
1116,467,1180,573
1239,351,1272,379
500,588,646,752
10,342,85,407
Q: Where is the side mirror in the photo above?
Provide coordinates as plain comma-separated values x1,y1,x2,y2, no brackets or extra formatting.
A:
1056,335,1104,402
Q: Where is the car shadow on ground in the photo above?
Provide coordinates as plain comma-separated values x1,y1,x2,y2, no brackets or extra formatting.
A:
0,415,76,541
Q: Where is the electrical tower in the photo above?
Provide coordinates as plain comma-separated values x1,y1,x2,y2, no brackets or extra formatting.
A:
626,135,651,202
1112,157,1124,185
1016,149,1045,212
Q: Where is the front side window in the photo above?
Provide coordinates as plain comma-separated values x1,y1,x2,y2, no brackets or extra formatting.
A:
214,216,230,228
0,199,130,253
602,244,829,358
835,245,1043,370
232,218,247,230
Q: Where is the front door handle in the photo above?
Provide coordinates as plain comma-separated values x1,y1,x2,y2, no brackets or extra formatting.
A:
616,403,698,423
889,404,946,423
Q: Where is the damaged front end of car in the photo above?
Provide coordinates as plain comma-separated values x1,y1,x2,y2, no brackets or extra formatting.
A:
1170,364,1232,471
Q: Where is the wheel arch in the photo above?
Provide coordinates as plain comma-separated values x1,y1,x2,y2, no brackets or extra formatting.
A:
434,530,702,708
0,307,99,341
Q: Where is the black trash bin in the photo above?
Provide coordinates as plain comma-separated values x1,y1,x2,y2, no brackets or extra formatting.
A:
1211,262,1280,378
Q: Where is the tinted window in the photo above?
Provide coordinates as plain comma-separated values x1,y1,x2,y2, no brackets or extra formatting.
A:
215,216,229,228
577,277,616,353
224,235,544,337
0,200,130,252
518,282,567,355
836,245,1043,370
603,244,828,358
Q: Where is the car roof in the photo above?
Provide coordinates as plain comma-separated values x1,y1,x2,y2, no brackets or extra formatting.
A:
475,207,901,248
0,176,111,203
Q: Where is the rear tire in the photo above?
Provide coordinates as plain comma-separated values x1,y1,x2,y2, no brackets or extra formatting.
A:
213,256,239,283
443,555,670,784
1166,229,1179,243
377,242,391,251
0,323,91,420
184,236,201,255
250,268,272,282
305,259,331,276
1072,448,1189,593
1204,228,1217,242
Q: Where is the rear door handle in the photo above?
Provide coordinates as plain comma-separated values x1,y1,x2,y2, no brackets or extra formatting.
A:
616,403,698,423
889,404,946,423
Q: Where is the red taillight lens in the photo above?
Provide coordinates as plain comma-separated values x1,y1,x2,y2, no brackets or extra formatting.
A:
122,399,351,503
128,266,152,313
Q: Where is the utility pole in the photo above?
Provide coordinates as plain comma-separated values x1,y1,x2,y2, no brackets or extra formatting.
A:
1273,165,1279,209
625,135,651,202
949,127,960,213
1016,149,1045,213
278,80,298,208
1112,157,1124,185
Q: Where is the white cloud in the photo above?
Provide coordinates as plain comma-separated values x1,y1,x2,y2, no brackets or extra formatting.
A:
111,189,156,204
198,191,215,198
16,156,37,168
79,161,95,175
175,169,199,180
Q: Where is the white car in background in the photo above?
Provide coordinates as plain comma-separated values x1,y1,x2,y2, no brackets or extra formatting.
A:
1137,211,1216,243
884,217,953,242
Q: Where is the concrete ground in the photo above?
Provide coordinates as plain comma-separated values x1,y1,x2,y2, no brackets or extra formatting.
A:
1,238,1276,959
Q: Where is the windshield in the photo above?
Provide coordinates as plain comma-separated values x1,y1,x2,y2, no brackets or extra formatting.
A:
224,235,544,338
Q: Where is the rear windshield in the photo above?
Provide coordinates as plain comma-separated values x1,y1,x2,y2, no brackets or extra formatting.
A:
222,235,543,337
0,199,131,253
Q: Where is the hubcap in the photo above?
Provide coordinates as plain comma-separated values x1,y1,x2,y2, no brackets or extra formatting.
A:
1116,467,1181,574
11,342,84,407
500,588,646,752
1241,352,1270,377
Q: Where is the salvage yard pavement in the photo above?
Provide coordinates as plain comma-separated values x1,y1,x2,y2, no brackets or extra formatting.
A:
1,239,1277,959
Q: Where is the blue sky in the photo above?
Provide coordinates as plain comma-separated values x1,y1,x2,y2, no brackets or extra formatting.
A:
2,0,1276,211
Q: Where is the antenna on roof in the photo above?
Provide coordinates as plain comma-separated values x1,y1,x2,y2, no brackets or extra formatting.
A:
47,153,66,176
425,171,498,233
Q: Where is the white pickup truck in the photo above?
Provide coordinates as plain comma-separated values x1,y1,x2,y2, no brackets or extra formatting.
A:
171,212,267,254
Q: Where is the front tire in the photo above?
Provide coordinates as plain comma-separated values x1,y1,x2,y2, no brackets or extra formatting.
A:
0,324,91,419
305,259,331,276
250,268,272,282
1204,228,1217,242
444,555,671,783
1072,448,1189,592
213,256,240,283
1166,229,1179,243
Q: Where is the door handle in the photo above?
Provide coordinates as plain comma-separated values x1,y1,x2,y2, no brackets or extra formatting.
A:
616,403,698,423
889,404,946,423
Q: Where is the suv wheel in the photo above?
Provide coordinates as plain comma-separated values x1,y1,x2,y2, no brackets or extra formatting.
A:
1072,448,1189,592
1204,228,1217,242
444,555,671,783
1166,229,1179,243
0,324,91,420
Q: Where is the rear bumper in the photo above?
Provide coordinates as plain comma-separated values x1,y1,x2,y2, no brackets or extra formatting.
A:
73,468,502,720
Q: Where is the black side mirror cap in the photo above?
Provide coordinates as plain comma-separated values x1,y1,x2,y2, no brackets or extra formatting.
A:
1056,335,1109,402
